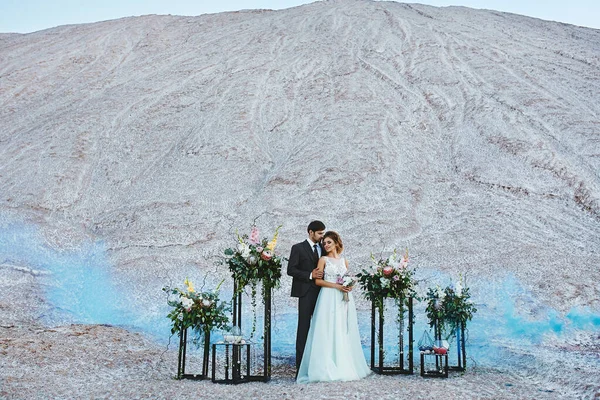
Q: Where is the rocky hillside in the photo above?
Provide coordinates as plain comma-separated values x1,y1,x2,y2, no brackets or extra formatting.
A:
1,0,599,311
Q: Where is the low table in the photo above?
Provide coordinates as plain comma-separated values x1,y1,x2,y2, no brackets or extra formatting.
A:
211,342,252,384
420,351,448,378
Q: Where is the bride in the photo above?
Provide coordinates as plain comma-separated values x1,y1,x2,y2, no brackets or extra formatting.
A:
296,231,371,383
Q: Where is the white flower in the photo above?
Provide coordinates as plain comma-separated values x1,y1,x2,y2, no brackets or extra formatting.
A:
181,297,193,310
435,285,445,299
454,281,463,297
237,243,251,258
370,264,379,274
387,254,396,264
247,255,258,265
202,299,212,307
343,276,356,287
380,277,389,288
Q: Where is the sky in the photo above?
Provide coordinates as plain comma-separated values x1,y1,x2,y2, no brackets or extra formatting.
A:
1,0,598,33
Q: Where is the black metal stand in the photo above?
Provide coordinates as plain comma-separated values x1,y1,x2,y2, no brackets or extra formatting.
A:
420,352,448,378
224,279,271,383
211,342,252,384
177,327,210,380
370,296,414,375
449,322,467,371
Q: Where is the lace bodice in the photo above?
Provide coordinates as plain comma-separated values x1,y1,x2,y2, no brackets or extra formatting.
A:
323,257,347,283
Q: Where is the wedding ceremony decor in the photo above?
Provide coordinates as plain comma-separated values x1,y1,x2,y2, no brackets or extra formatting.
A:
424,276,477,372
211,326,252,384
223,225,285,383
356,249,417,375
163,278,230,380
420,348,449,378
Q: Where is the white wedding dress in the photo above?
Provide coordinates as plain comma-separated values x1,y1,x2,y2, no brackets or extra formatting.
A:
296,257,371,383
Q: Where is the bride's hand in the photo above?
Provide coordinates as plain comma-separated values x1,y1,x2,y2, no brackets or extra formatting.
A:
339,285,351,292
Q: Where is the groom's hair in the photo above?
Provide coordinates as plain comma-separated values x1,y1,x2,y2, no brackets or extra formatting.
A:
307,220,325,233
323,231,343,253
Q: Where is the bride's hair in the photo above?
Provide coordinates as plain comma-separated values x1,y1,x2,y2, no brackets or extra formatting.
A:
323,231,343,254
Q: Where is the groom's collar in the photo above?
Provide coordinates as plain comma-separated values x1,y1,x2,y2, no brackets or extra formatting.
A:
306,238,319,248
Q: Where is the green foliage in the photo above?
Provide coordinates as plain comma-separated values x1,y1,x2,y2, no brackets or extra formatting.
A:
163,279,230,339
425,281,477,336
223,225,286,338
356,250,416,310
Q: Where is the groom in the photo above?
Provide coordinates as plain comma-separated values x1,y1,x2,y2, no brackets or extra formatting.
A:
287,220,326,373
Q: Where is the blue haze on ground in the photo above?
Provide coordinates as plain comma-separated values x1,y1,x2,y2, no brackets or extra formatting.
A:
1,218,598,368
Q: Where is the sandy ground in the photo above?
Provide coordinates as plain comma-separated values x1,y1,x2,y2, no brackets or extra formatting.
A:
0,324,576,400
1,267,597,400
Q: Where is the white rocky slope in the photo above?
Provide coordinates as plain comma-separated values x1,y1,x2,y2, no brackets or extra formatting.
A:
1,0,598,309
1,1,600,398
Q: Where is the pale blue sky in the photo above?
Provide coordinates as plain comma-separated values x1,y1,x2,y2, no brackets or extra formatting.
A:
1,0,598,33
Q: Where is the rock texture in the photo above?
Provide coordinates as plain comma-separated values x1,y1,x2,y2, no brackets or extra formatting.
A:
1,0,599,397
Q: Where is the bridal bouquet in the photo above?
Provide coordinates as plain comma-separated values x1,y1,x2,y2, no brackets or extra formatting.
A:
224,225,285,293
356,249,416,309
163,278,230,336
336,274,357,302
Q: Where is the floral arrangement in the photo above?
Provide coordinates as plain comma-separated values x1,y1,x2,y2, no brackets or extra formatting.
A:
425,275,476,337
224,225,285,294
224,225,286,337
163,278,230,338
336,273,357,302
356,249,416,309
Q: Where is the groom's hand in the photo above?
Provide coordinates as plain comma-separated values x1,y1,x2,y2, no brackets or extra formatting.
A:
312,268,323,279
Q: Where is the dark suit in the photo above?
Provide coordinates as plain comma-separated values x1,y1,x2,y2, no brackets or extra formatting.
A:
287,239,321,371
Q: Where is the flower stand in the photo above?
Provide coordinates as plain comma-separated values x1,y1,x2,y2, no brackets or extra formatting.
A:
420,351,448,378
370,296,414,375
211,342,253,384
177,328,210,380
419,319,449,378
449,322,467,371
216,279,271,383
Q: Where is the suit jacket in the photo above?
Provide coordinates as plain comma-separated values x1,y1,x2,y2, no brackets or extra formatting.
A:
287,240,320,298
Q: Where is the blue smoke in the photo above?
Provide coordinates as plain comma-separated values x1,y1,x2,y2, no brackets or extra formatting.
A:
0,219,128,326
1,218,598,369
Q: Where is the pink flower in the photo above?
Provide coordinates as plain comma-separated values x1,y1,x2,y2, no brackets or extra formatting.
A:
249,226,260,244
261,250,273,261
393,275,400,281
256,246,264,253
383,266,394,277
400,255,409,269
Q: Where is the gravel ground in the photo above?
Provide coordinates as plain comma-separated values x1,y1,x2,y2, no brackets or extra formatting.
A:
1,266,597,400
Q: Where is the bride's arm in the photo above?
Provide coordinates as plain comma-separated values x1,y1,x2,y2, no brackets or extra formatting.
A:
315,257,345,290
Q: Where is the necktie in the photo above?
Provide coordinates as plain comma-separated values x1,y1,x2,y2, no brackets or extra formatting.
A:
313,244,319,258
